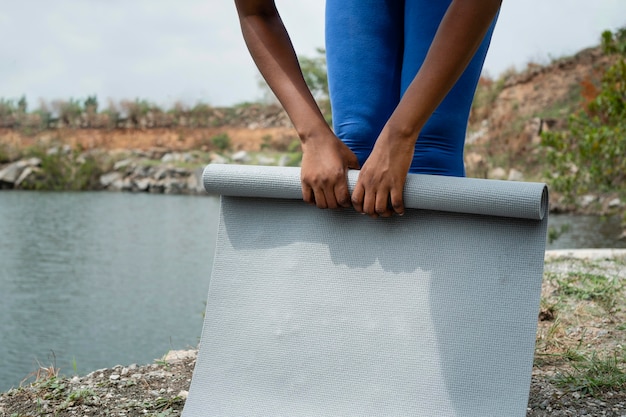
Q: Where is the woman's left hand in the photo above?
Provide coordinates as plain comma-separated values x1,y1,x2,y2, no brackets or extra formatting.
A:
351,126,415,218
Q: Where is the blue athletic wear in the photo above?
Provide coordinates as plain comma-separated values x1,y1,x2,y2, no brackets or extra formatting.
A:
325,0,498,176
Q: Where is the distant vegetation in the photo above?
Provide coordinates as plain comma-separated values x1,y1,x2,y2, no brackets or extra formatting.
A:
0,95,290,132
541,27,626,203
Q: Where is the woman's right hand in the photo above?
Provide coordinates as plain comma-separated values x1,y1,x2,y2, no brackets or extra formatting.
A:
301,134,360,209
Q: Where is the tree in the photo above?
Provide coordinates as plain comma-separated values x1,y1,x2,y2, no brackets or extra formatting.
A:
298,47,328,101
256,48,331,122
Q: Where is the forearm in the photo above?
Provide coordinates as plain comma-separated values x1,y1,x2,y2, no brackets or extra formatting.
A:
385,0,501,143
234,0,331,142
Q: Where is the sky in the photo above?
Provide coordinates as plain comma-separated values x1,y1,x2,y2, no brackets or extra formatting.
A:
1,1,625,109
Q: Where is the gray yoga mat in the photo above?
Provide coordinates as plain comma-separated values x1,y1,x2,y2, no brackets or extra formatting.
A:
183,165,548,417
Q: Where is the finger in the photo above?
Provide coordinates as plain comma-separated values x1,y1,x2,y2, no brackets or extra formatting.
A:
351,182,365,213
362,188,377,217
375,188,393,218
313,188,328,209
324,187,339,209
302,183,315,205
334,179,352,208
390,186,405,216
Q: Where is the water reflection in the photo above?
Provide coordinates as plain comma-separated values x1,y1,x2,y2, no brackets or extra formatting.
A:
547,213,626,250
0,191,220,391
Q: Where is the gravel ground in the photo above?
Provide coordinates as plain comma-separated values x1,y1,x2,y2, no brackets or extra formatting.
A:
1,253,625,417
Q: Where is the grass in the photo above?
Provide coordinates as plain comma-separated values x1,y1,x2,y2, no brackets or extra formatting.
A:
535,260,626,397
552,349,626,396
555,272,623,314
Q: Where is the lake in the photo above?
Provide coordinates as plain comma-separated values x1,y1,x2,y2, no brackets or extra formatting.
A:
0,191,623,391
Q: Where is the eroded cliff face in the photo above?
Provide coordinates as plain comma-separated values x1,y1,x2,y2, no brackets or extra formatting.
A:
464,46,614,180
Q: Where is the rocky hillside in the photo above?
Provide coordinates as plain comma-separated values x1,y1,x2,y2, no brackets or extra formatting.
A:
465,46,615,179
0,44,622,213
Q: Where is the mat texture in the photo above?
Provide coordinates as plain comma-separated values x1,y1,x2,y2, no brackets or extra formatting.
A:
183,165,548,417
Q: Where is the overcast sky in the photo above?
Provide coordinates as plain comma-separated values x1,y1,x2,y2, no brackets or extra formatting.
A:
1,1,625,108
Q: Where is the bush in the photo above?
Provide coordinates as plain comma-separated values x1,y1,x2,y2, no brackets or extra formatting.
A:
20,147,105,191
210,133,232,152
541,28,626,200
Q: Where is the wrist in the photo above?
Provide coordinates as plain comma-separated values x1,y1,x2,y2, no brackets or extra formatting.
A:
381,117,421,149
298,122,335,147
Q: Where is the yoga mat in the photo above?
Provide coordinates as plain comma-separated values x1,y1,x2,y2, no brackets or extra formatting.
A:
183,165,548,417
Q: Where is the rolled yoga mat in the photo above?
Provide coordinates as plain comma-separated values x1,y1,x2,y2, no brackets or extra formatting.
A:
183,164,548,417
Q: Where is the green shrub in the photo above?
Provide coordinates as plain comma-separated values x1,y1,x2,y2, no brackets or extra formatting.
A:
20,147,105,191
210,133,232,152
541,28,626,201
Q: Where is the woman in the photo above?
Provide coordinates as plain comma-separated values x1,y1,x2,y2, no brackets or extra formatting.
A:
234,0,501,217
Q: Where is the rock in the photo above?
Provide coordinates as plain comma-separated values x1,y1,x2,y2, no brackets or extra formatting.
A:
464,152,485,173
0,162,23,184
24,157,42,167
278,154,290,167
161,153,176,163
466,119,489,144
133,164,150,177
232,150,250,163
163,177,185,194
133,178,152,192
111,177,132,191
607,198,622,208
579,194,597,208
113,159,133,171
210,153,228,164
153,168,168,181
162,350,197,365
508,169,524,181
187,168,205,194
14,166,35,187
100,172,123,188
257,155,276,165
488,167,507,180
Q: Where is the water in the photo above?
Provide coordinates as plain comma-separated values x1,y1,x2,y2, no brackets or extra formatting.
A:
548,213,626,250
0,192,623,392
0,191,220,391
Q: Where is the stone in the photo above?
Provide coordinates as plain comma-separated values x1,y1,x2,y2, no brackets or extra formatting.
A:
464,152,485,173
508,168,524,181
24,157,42,167
14,166,35,187
161,153,176,163
210,153,228,164
0,162,23,184
232,150,250,163
113,159,133,171
579,194,597,208
608,198,622,208
100,172,123,188
133,178,152,192
278,154,290,167
488,167,507,180
257,155,276,165
163,350,197,365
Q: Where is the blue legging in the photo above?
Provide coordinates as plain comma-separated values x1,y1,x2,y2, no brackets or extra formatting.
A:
325,0,498,176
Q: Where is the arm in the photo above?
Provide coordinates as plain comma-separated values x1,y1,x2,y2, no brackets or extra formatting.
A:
234,0,359,209
352,0,502,218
